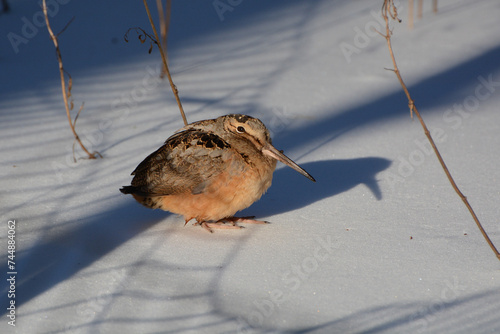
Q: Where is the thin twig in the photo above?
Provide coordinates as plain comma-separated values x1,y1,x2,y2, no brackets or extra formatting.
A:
381,0,500,261
143,0,188,126
156,0,167,52
57,16,75,37
156,0,171,77
408,0,414,29
165,0,172,55
42,0,100,160
73,102,84,126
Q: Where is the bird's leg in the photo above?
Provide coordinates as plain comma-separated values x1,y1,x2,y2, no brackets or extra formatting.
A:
222,216,269,225
192,216,268,233
193,220,243,233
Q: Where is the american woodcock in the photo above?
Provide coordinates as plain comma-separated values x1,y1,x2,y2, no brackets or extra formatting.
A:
120,114,315,232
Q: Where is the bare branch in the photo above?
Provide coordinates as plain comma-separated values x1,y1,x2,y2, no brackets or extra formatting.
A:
56,16,75,37
156,0,171,77
143,0,188,126
42,0,100,160
73,102,84,126
381,0,500,261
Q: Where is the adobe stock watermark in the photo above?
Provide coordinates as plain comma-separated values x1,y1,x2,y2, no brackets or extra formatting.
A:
51,63,164,183
340,0,403,64
408,276,467,332
384,73,500,191
265,106,294,138
236,235,338,332
212,0,243,22
7,0,71,54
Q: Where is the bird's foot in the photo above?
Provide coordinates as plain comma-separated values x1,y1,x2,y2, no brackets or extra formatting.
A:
193,216,268,233
222,216,269,225
194,221,243,233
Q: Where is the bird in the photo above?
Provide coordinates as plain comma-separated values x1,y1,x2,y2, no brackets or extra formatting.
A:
120,114,315,232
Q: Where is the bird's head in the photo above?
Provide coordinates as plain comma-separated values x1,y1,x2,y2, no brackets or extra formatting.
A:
222,114,315,182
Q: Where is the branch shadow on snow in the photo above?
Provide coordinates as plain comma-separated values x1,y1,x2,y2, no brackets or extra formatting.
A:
231,288,500,333
0,201,169,316
270,44,500,164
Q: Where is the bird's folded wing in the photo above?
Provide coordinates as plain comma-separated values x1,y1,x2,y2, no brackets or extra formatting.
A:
130,129,239,196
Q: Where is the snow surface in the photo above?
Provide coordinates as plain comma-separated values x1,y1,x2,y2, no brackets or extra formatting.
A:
1,0,500,333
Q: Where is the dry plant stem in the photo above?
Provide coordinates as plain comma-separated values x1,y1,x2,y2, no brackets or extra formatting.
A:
408,0,414,29
143,0,188,126
433,0,438,14
156,0,167,55
164,0,172,52
381,0,500,260
42,0,99,160
156,0,171,76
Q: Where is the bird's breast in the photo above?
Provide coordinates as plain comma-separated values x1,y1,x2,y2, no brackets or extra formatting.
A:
211,150,277,207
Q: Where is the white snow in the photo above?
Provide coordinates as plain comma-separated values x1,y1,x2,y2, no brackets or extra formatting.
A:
1,0,500,333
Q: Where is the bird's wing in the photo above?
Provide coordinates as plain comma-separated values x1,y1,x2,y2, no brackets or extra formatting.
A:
129,129,242,196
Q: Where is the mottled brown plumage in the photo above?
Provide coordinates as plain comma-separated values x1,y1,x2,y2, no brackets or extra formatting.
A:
120,114,315,232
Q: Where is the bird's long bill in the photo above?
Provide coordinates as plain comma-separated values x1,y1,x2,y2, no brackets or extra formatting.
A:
262,144,316,182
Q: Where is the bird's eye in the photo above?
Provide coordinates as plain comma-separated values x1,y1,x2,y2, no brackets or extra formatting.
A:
236,126,246,133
